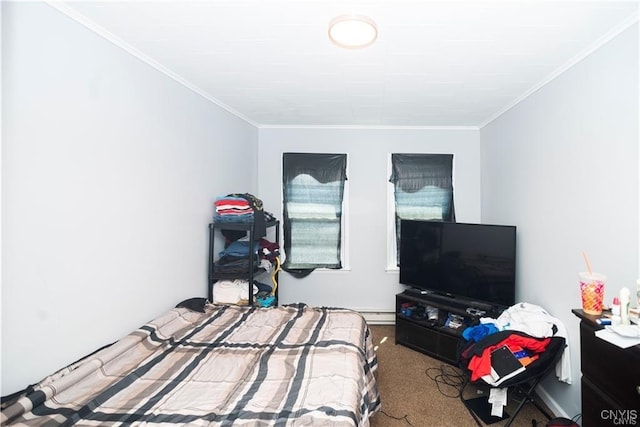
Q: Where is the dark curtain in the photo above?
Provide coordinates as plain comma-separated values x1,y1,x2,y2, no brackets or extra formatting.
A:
390,153,455,264
390,153,455,196
282,153,347,184
282,153,347,275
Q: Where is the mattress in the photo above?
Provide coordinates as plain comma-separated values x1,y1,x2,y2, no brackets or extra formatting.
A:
2,302,380,426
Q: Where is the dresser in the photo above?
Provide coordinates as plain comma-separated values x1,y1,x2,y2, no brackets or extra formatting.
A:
572,309,640,427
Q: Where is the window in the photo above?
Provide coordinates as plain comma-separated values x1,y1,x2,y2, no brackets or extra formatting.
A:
282,153,347,271
388,153,455,267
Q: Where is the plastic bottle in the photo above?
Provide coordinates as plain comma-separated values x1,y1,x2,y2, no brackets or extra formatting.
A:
620,287,631,325
611,297,621,325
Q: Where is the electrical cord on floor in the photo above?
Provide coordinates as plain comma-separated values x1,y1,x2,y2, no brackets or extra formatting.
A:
379,409,415,426
425,364,466,398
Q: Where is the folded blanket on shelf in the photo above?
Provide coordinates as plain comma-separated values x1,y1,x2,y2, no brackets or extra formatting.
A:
212,279,257,305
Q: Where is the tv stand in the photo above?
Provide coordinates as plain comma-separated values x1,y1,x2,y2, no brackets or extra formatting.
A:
395,290,501,364
404,287,433,296
405,288,495,312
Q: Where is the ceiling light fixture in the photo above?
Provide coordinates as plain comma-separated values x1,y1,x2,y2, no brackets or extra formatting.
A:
328,14,378,49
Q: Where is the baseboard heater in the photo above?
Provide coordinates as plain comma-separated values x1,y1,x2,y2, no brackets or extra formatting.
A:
357,309,395,325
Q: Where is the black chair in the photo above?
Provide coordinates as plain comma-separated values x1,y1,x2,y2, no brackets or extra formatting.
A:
458,330,567,426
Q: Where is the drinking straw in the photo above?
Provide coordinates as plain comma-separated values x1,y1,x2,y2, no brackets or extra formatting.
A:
582,252,593,276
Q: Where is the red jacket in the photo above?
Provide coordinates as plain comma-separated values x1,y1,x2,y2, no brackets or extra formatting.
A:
467,334,550,381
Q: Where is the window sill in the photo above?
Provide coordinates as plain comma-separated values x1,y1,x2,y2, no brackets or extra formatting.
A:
313,267,352,273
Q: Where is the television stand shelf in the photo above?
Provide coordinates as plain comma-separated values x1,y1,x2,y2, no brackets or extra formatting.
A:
395,290,500,365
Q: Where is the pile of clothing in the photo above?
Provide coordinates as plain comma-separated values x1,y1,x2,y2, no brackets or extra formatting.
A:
459,303,570,418
214,195,257,223
461,302,571,384
214,238,280,275
214,239,260,274
212,279,273,305
214,193,278,240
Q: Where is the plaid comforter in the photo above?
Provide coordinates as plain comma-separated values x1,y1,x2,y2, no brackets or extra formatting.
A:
2,303,381,426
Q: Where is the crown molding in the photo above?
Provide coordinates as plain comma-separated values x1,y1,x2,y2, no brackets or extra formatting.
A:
480,11,639,129
257,124,480,130
45,1,259,128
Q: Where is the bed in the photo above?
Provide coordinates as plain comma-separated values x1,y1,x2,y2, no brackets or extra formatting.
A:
1,301,381,426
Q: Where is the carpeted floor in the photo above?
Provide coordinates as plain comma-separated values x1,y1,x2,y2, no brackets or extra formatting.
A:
367,325,555,427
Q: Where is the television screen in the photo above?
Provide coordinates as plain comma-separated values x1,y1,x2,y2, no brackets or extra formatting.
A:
399,220,516,308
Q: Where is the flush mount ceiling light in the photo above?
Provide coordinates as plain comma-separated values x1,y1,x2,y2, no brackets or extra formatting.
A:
328,14,378,49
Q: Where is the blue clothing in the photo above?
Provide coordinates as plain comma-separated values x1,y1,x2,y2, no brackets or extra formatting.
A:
462,323,499,342
219,240,259,258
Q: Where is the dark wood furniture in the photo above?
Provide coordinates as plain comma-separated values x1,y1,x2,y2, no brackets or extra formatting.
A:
572,309,640,427
394,290,496,364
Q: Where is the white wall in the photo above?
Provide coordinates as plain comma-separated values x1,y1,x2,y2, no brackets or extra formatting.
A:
1,2,258,395
3,2,637,420
480,23,639,418
257,127,481,310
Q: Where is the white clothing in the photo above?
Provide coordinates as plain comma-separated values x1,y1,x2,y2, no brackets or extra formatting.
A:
493,302,572,384
213,279,258,305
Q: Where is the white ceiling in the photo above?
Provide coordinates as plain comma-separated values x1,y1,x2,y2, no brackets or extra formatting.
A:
53,1,639,128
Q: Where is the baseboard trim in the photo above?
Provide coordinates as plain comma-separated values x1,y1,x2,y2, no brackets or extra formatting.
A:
357,309,395,325
535,384,569,419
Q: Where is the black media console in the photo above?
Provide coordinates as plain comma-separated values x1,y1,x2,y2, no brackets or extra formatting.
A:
395,290,504,365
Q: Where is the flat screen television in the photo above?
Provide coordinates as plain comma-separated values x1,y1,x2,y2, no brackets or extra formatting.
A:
399,220,516,309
